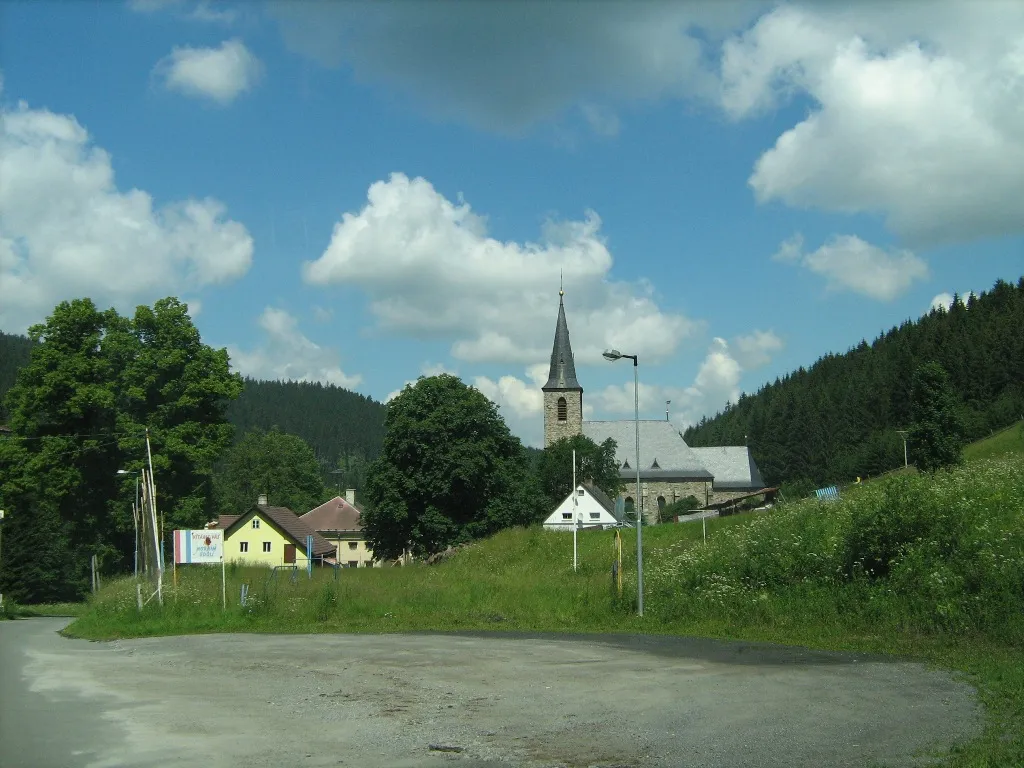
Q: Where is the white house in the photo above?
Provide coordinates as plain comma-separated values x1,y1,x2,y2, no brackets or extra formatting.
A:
543,484,624,531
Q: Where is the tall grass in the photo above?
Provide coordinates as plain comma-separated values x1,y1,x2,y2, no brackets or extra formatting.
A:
643,455,1024,641
963,419,1024,463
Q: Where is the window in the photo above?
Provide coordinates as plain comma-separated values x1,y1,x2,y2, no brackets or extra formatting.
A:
348,561,358,568
624,497,635,516
577,489,584,496
557,396,567,421
348,541,358,550
657,496,666,511
239,542,249,553
262,541,271,553
251,519,260,530
589,512,600,520
562,512,572,520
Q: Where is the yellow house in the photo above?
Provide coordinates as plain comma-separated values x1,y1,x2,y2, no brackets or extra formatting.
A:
300,490,380,568
220,501,335,568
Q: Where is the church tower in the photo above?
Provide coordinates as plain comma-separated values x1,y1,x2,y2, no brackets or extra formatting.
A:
542,289,583,448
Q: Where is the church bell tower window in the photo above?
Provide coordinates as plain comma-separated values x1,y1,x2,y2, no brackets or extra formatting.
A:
557,396,568,421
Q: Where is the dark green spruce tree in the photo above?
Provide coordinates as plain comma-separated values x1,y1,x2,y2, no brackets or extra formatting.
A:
908,361,966,472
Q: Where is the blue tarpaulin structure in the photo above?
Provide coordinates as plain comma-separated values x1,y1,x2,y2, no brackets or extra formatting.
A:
815,485,840,501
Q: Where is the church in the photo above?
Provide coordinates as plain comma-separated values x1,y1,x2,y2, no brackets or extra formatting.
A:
541,291,766,524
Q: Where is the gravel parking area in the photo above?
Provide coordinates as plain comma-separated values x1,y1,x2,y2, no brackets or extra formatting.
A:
0,618,981,767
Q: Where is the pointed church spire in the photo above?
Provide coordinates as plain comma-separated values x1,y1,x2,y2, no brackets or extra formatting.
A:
543,289,582,391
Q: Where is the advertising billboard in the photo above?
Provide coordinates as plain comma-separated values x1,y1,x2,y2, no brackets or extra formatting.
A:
173,529,224,564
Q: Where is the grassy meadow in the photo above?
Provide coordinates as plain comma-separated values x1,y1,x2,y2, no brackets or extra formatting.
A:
63,451,1024,764
963,419,1023,463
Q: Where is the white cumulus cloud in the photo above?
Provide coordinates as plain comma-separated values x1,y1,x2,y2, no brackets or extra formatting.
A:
302,173,700,366
773,233,929,301
731,329,783,369
723,2,1024,246
0,97,253,332
227,307,362,388
154,39,262,104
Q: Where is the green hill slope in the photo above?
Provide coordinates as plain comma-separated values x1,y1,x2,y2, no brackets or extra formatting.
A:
0,331,387,464
964,420,1024,462
0,332,34,422
685,277,1024,487
224,377,386,468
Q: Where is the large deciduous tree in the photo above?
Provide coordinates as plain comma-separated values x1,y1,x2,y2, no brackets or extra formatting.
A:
215,427,327,514
909,361,965,472
535,434,622,510
363,375,540,559
0,297,241,601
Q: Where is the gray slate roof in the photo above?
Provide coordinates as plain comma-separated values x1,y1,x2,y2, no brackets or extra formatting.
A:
542,295,582,391
690,446,766,490
583,483,621,519
583,420,712,480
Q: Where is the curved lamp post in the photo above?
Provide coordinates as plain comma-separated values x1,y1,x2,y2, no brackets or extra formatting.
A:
602,349,644,617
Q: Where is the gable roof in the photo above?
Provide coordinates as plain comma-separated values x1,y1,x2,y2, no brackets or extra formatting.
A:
217,515,240,530
583,420,712,479
583,483,621,520
542,294,582,391
690,446,766,489
546,483,624,526
224,505,335,557
300,496,363,534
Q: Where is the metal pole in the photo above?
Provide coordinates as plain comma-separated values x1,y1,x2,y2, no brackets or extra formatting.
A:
134,475,139,578
145,429,163,605
633,357,644,617
572,448,577,572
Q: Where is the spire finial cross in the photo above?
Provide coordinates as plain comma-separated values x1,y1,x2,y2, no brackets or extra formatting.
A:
559,270,564,297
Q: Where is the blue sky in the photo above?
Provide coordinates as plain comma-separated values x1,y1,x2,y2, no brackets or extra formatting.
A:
1,0,1021,446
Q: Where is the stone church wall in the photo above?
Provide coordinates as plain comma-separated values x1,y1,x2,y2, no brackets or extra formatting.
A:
543,390,583,447
619,480,711,524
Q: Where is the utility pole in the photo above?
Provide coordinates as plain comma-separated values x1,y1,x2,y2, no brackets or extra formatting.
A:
896,430,909,468
0,509,5,609
572,449,578,572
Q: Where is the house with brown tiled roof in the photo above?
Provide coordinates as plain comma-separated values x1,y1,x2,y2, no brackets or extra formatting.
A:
300,490,380,568
218,495,335,567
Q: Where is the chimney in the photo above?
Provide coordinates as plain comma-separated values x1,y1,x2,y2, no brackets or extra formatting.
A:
257,493,268,506
345,489,356,506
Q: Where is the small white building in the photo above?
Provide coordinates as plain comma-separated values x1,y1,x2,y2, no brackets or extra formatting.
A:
543,484,624,531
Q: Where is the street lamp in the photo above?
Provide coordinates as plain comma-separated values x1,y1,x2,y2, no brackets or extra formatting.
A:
896,430,909,468
117,469,140,578
602,348,644,617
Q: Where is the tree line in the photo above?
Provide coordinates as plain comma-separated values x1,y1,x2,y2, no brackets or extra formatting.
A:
684,277,1024,491
0,298,616,601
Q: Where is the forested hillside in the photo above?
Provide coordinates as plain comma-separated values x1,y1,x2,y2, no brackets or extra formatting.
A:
685,278,1024,489
224,378,385,469
0,332,34,421
1,332,386,468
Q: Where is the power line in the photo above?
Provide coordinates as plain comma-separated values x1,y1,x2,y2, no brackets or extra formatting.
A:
0,431,145,441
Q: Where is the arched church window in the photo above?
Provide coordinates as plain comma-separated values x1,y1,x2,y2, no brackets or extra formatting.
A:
557,397,567,421
657,496,666,511
624,497,635,517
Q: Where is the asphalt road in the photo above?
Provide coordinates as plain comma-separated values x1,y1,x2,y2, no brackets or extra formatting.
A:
0,618,981,768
